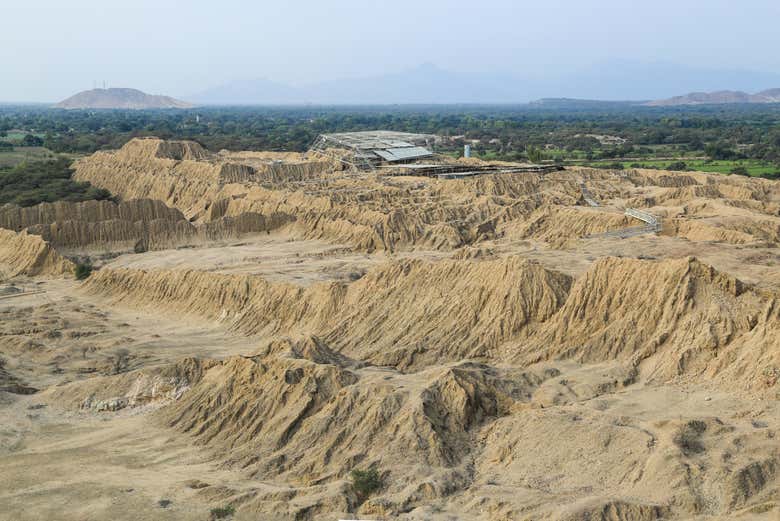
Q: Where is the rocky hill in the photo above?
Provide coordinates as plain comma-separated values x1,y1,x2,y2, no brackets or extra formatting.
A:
647,88,780,106
55,88,193,109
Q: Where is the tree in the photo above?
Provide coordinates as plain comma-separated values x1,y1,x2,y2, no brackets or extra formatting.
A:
20,134,44,147
705,142,737,160
525,145,546,163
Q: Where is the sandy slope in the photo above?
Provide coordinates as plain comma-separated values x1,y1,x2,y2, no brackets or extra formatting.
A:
0,139,778,520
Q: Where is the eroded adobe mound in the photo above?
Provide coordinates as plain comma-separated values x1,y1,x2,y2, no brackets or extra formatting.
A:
2,139,779,521
0,228,73,279
71,140,780,253
81,255,779,394
0,198,293,254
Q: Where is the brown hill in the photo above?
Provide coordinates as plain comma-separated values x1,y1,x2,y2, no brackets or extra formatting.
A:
647,88,780,106
756,88,780,100
55,88,193,109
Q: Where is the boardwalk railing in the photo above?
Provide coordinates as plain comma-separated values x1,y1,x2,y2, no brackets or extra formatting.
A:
586,208,662,239
625,208,659,227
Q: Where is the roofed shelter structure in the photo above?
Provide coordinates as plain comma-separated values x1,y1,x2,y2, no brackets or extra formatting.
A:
307,131,438,170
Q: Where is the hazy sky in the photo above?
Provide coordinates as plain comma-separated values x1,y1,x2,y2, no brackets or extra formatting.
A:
3,0,780,101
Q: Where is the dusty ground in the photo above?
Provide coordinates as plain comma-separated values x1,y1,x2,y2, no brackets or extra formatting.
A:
100,231,449,286
0,139,778,521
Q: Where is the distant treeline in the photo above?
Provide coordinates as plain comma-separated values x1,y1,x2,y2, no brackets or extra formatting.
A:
2,104,780,169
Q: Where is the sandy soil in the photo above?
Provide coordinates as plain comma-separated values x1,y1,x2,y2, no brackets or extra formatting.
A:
101,231,449,286
101,227,780,293
0,141,778,520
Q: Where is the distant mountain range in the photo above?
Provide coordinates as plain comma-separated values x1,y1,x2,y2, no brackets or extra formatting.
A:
190,63,519,105
48,65,780,108
56,88,193,109
646,88,780,106
188,62,780,106
528,98,643,109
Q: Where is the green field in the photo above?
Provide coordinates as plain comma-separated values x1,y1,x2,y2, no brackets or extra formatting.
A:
3,131,30,140
1,130,46,141
0,146,61,167
621,159,777,177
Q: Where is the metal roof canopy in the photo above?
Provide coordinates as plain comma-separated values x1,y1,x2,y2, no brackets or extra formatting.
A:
373,146,433,162
317,130,437,150
308,131,439,170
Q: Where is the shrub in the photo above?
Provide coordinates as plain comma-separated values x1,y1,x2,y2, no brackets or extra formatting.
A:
730,166,750,176
674,420,707,456
0,157,114,207
111,347,130,374
347,269,366,281
210,505,235,520
350,468,382,499
667,161,688,171
74,262,93,280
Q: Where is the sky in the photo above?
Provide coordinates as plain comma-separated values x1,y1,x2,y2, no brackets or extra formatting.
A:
3,0,780,102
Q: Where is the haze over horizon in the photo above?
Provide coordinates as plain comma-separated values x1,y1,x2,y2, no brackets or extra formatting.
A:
4,0,780,103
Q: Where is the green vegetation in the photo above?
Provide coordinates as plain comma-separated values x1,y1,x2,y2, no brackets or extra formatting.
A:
1,103,779,179
20,134,44,147
0,146,62,168
586,158,779,178
74,262,93,281
525,145,547,163
666,161,688,171
350,468,382,499
0,157,113,207
209,505,235,520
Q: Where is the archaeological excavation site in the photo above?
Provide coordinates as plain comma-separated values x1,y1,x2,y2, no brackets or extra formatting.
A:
0,135,778,521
